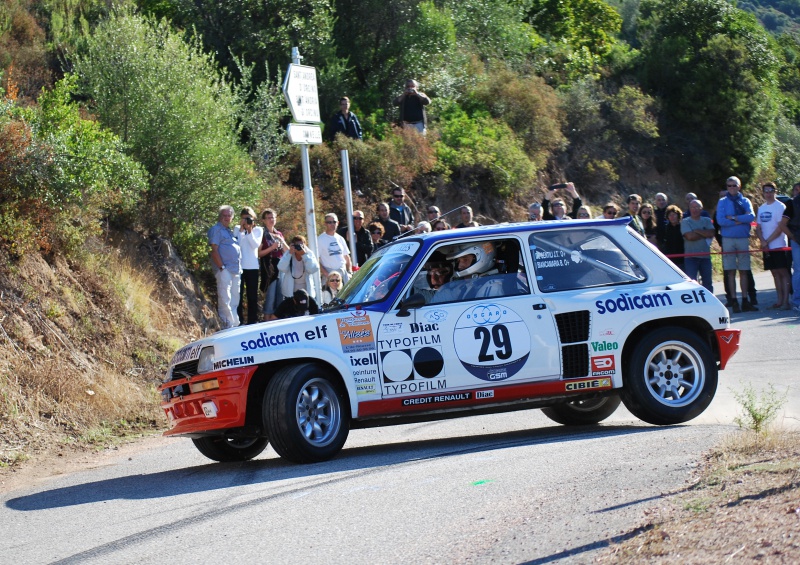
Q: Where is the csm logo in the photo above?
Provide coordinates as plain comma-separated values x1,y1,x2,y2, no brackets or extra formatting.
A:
476,390,494,399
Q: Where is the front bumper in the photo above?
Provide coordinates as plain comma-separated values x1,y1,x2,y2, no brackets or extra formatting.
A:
715,328,741,370
158,366,258,436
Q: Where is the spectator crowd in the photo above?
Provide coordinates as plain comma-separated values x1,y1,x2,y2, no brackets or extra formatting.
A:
209,81,800,326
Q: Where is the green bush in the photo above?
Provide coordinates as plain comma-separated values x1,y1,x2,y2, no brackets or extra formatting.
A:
732,383,787,434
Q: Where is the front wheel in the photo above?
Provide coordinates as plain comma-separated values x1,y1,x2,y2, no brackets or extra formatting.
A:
264,363,350,463
621,327,717,425
541,394,621,425
191,436,269,462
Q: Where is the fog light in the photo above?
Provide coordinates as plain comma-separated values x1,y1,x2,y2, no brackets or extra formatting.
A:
189,378,219,394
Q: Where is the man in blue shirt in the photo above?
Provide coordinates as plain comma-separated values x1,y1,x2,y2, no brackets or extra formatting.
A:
716,176,757,312
208,205,242,328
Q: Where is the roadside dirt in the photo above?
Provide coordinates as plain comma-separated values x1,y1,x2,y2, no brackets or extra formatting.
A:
602,431,800,563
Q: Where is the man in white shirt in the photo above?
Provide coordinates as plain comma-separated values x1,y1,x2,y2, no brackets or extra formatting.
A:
756,182,790,309
318,213,353,284
233,207,263,325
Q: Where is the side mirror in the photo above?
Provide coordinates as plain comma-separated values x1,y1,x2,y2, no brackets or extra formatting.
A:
396,293,426,317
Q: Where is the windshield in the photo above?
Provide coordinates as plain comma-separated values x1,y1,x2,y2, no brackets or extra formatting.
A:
330,240,421,307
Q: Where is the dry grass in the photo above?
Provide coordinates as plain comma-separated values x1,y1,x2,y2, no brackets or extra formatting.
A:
0,231,202,468
602,428,800,563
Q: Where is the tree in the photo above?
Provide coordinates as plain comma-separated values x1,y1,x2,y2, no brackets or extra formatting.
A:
73,10,263,267
638,0,781,186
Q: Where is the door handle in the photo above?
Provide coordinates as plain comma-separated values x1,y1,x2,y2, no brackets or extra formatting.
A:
532,303,547,311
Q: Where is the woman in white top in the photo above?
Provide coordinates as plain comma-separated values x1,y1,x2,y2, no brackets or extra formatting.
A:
233,207,263,324
320,272,343,306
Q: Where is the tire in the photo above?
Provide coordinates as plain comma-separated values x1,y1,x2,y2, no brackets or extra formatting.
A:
620,326,717,425
541,394,621,425
191,436,269,462
264,363,350,463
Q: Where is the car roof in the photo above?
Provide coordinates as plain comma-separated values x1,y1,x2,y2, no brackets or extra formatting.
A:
405,217,632,244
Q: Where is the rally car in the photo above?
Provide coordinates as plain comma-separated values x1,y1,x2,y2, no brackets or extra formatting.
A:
159,218,740,464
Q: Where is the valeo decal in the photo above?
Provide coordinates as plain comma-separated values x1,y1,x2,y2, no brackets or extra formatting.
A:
453,304,530,381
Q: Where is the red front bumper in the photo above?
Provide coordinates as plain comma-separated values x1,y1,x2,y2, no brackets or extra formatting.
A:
158,366,258,436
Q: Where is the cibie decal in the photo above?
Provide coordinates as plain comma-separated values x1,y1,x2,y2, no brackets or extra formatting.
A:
337,312,375,353
590,355,615,376
565,378,612,391
171,343,203,366
453,304,530,381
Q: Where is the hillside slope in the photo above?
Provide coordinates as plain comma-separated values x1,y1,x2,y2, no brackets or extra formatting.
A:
0,229,216,468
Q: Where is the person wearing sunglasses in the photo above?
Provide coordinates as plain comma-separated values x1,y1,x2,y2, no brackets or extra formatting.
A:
368,222,388,250
716,176,757,313
389,188,415,232
576,205,593,220
542,181,582,220
639,203,658,246
337,210,374,265
317,213,353,285
320,272,344,307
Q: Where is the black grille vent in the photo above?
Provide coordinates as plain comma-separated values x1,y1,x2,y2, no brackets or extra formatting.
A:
561,344,589,378
170,360,199,380
555,310,590,343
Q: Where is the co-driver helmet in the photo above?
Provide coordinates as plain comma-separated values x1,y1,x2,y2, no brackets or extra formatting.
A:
447,242,495,278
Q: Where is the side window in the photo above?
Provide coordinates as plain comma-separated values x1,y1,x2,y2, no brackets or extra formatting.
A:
407,238,530,305
529,230,646,292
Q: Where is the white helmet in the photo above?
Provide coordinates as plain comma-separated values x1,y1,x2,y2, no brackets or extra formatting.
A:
448,242,495,278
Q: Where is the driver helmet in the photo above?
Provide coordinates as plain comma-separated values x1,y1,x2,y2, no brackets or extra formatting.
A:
447,242,495,278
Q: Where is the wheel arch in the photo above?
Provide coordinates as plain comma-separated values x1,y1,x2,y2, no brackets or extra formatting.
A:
620,316,718,383
245,356,355,428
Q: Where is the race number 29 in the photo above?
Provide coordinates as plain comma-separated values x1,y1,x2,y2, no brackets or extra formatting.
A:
475,325,512,362
454,304,530,381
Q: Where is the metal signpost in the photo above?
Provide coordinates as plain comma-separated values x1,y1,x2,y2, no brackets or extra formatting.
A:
283,47,322,297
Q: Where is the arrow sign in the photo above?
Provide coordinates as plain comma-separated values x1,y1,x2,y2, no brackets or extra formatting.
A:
287,123,323,145
282,64,320,123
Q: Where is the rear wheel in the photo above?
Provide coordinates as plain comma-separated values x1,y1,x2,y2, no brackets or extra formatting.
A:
191,436,269,462
264,363,350,463
541,395,621,425
621,327,717,425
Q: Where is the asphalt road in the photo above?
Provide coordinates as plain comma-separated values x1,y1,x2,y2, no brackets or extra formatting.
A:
1,271,796,564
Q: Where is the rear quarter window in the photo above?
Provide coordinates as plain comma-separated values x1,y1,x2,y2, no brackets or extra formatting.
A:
529,229,646,292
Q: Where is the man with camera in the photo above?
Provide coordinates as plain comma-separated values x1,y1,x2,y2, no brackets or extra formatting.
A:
394,79,431,134
272,235,319,320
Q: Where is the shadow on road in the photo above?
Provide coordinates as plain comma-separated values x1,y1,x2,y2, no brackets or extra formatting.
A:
6,423,673,512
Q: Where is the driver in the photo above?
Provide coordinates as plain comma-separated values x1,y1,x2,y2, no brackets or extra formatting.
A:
433,242,501,302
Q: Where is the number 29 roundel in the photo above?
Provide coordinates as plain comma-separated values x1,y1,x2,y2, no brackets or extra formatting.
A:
453,304,531,381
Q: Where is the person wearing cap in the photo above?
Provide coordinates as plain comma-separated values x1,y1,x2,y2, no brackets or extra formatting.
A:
542,182,582,220
274,289,320,319
621,194,646,236
337,209,374,265
716,176,757,312
528,202,543,221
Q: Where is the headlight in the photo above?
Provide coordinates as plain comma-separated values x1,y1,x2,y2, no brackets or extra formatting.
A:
197,346,216,374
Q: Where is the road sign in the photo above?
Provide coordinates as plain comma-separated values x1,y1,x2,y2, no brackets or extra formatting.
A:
287,123,323,145
282,64,320,123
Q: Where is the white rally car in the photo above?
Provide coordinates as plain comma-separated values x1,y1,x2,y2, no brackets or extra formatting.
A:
160,218,740,464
